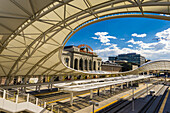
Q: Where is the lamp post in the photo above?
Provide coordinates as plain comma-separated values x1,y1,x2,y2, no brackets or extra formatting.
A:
146,83,148,96
131,87,135,111
89,101,99,113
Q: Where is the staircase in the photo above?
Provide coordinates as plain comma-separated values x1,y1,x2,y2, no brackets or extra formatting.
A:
0,88,51,113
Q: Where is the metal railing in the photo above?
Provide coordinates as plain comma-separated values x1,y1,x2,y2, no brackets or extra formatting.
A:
0,88,46,108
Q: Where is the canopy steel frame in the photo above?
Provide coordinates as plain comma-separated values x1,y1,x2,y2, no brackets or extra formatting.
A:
0,0,170,78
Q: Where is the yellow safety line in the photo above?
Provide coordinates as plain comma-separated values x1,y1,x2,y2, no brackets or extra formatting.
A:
158,87,170,113
93,85,149,113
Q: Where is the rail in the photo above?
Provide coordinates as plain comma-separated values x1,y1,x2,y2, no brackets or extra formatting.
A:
97,84,155,113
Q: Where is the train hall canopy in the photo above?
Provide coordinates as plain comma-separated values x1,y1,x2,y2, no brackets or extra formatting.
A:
0,0,170,79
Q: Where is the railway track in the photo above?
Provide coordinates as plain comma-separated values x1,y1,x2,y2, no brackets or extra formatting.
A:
97,84,155,113
139,85,168,113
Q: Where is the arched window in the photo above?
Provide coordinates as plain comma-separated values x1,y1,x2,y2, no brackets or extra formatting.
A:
89,60,92,70
79,59,83,70
74,58,78,70
65,58,69,66
85,59,88,70
93,61,96,70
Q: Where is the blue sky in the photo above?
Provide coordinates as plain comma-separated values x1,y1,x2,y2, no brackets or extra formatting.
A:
66,17,170,61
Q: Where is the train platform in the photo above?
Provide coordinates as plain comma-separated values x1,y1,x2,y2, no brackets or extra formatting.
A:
75,83,151,113
159,87,170,113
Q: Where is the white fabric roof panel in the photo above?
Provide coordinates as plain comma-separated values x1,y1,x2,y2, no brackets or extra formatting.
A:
0,0,170,77
61,75,151,92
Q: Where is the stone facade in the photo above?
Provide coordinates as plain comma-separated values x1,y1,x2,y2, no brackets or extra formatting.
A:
62,45,102,72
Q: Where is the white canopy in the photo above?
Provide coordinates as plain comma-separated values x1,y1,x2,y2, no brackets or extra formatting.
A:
0,0,170,77
60,75,151,92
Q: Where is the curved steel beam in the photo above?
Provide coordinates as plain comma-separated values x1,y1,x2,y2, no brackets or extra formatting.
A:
1,0,170,77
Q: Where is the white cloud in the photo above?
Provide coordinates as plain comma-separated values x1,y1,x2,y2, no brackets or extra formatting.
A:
155,28,170,40
120,38,125,40
128,45,133,47
92,32,117,44
105,43,111,45
132,33,147,38
126,38,158,49
92,37,98,39
94,28,170,61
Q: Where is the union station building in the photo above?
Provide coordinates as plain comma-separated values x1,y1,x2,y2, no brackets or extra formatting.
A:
62,44,102,72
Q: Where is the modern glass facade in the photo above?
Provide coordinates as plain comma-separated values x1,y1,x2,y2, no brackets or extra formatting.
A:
117,53,145,65
109,53,146,65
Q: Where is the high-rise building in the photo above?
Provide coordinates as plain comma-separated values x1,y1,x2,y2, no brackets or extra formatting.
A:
117,53,145,65
109,53,145,66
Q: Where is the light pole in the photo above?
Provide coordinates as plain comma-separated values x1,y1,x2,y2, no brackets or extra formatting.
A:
89,101,99,113
165,73,168,85
131,87,135,111
145,82,148,97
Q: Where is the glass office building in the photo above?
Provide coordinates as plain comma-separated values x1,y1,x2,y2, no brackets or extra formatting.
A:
117,53,145,65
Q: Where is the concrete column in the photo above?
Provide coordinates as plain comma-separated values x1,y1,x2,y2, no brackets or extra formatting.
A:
87,60,89,71
156,70,158,76
147,71,149,75
15,95,18,103
110,85,112,93
114,85,116,91
90,90,93,99
48,84,50,89
51,104,54,112
80,75,84,80
44,102,46,108
121,83,123,89
45,76,49,82
3,90,6,99
70,92,73,106
24,76,29,84
91,60,93,71
131,81,133,86
103,87,106,94
97,88,100,96
127,82,129,87
17,76,21,83
50,84,53,90
36,98,38,105
38,85,41,92
90,75,93,79
83,59,85,71
72,58,74,69
23,87,26,92
68,58,71,68
71,76,74,80
36,86,38,91
77,59,79,70
17,88,19,95
27,93,29,102
143,72,144,75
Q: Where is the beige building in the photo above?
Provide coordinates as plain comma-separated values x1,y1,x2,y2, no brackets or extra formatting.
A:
101,61,122,72
62,45,102,72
